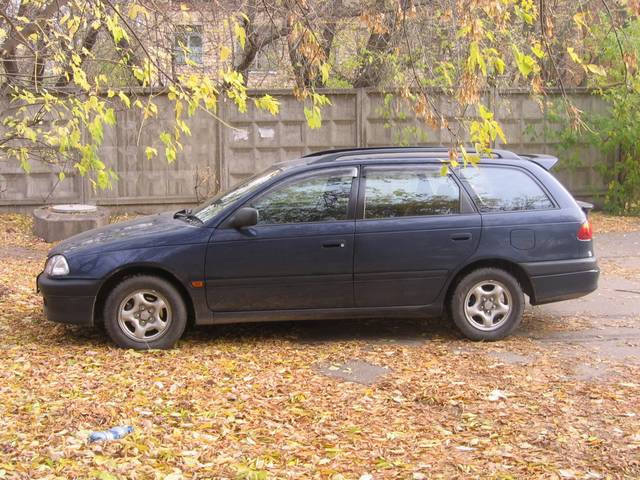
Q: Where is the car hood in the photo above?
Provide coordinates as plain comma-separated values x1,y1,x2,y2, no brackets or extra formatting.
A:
50,213,211,256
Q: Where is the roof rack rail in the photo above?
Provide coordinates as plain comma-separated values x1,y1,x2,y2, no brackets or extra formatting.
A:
302,146,449,157
517,153,559,170
303,146,521,162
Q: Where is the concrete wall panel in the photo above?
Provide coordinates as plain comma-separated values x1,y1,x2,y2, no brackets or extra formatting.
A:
0,88,613,211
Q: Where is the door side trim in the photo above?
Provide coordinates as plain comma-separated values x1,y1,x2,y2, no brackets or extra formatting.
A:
207,273,353,287
202,304,442,325
355,269,448,281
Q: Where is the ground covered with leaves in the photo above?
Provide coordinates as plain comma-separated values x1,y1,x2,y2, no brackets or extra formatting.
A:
0,214,639,480
589,213,640,234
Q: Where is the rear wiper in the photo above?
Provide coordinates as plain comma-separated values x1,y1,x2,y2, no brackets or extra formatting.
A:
173,208,203,224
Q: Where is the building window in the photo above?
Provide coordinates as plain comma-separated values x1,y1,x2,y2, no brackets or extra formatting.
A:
174,26,203,66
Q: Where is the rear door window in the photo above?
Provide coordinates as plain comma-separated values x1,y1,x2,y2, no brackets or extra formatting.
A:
363,166,460,219
459,166,554,212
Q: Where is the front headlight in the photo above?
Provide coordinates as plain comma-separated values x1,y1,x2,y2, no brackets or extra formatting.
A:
45,255,70,276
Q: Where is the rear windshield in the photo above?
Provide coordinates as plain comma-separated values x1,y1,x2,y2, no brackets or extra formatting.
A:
459,166,554,212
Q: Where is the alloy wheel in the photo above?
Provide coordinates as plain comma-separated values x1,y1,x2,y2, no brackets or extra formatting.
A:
117,289,172,342
463,280,512,331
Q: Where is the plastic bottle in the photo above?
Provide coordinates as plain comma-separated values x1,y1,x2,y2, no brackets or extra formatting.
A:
88,425,134,442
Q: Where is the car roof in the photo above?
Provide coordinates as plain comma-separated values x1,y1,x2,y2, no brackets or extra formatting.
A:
292,147,558,171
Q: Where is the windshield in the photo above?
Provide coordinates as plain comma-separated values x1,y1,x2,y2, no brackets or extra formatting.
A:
192,167,282,223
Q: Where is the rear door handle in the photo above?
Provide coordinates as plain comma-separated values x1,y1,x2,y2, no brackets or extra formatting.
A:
322,240,346,248
450,233,472,241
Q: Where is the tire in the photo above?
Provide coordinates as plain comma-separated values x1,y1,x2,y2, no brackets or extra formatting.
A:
450,268,524,341
103,275,187,349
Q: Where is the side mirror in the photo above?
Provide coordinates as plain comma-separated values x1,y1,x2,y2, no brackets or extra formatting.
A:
230,207,258,229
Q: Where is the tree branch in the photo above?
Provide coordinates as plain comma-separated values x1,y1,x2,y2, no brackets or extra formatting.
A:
55,24,102,87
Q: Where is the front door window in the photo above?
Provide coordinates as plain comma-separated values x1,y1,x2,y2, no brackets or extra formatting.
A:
249,169,356,225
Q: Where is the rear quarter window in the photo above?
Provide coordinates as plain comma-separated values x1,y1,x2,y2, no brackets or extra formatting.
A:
459,166,554,212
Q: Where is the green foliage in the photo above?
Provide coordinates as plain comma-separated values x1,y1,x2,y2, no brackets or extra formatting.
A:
527,100,582,171
546,18,640,214
544,100,638,214
323,77,353,89
588,88,640,214
376,94,430,146
392,125,430,147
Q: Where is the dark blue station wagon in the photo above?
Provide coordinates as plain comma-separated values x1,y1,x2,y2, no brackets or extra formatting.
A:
37,147,599,349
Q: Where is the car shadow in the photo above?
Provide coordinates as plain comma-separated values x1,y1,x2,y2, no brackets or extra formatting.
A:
54,310,553,349
46,316,458,349
184,315,460,346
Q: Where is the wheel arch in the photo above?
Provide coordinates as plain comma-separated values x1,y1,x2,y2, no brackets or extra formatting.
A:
93,264,196,328
443,258,535,309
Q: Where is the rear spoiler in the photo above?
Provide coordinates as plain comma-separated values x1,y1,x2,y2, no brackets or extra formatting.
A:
518,153,559,171
576,200,594,217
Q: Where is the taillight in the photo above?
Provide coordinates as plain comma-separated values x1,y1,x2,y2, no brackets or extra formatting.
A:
577,220,593,241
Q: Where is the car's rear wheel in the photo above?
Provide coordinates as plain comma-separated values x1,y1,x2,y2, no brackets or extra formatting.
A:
104,275,187,349
450,268,524,341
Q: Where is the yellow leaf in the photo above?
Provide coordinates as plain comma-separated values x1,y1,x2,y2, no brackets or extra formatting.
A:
254,95,279,115
531,43,545,59
573,12,587,29
220,45,232,62
118,91,131,108
145,146,158,160
128,3,149,19
234,22,246,50
567,47,583,65
586,64,607,76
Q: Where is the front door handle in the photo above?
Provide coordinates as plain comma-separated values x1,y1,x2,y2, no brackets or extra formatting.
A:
450,233,472,241
322,240,346,248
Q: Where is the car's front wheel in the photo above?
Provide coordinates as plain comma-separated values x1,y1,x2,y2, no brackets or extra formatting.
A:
450,268,524,341
104,275,187,349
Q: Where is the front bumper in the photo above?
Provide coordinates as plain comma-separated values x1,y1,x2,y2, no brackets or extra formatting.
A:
37,273,99,326
520,257,599,305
